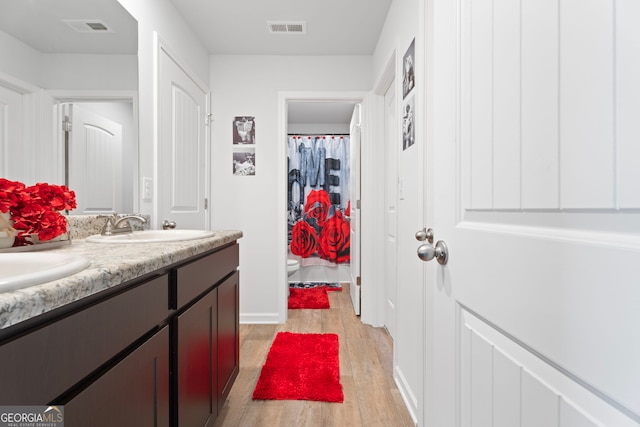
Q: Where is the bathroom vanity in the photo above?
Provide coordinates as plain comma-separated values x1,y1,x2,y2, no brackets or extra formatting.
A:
0,230,242,427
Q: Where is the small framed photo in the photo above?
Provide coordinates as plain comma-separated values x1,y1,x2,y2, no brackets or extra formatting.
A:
402,95,415,150
233,116,255,144
403,38,415,100
233,147,256,176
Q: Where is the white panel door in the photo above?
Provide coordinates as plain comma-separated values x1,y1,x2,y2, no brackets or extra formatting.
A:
383,81,398,339
349,104,361,315
0,85,23,180
427,0,640,426
69,104,123,214
159,47,209,230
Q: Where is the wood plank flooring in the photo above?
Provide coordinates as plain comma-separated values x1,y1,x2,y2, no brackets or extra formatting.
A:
212,283,416,427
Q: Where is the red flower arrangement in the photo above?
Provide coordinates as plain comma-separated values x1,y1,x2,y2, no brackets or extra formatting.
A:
0,178,76,245
290,189,350,263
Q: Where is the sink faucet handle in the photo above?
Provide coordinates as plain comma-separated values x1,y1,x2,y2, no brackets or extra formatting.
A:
97,213,118,236
162,220,177,230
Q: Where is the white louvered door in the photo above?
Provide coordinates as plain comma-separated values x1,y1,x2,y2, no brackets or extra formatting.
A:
427,0,640,426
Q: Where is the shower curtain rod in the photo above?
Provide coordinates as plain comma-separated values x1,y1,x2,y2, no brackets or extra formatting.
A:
288,133,350,136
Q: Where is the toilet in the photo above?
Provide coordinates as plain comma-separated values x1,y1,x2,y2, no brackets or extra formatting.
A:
287,259,300,276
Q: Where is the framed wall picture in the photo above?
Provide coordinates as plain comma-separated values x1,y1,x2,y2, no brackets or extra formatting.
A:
402,95,415,150
232,146,256,176
403,38,415,100
233,116,255,144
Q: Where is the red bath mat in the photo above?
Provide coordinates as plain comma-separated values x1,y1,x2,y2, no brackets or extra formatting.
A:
252,332,344,402
288,287,330,309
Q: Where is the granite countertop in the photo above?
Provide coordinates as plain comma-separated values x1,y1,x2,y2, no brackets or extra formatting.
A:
0,230,243,330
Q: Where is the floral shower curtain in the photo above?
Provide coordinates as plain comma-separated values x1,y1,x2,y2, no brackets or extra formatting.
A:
287,135,350,264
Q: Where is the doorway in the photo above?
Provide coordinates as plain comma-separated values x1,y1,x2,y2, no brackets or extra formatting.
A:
60,101,133,214
51,93,138,215
278,92,367,321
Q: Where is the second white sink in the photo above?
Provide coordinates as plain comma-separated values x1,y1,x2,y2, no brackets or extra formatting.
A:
86,229,216,244
0,253,90,293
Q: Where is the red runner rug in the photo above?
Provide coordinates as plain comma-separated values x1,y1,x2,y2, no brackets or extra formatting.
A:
252,332,344,402
288,287,330,309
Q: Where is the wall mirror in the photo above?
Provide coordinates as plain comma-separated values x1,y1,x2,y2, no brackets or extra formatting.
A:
0,0,138,214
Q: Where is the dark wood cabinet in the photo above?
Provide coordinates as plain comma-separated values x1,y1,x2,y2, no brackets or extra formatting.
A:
216,271,239,411
0,274,169,405
65,326,170,427
175,287,218,426
0,241,240,427
173,244,239,427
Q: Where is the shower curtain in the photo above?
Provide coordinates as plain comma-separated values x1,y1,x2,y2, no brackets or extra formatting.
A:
287,135,350,264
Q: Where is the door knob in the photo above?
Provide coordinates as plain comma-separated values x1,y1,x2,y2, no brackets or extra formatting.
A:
162,220,177,230
415,228,434,244
417,240,449,265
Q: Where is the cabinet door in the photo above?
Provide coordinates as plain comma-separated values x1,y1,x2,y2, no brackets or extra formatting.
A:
217,271,239,411
176,287,218,427
64,326,170,427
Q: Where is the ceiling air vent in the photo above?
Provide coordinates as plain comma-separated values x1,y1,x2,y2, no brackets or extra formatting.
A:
63,20,113,33
267,21,306,34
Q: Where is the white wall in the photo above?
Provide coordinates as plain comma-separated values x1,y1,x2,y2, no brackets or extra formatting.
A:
210,55,371,322
0,30,136,90
288,123,351,134
0,31,42,86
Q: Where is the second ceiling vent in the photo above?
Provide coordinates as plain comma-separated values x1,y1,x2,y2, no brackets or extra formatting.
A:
267,21,306,34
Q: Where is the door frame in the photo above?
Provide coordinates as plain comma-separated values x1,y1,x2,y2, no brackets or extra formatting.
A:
373,52,398,338
277,91,382,325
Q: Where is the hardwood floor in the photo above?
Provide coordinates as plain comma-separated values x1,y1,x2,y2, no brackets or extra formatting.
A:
213,283,416,427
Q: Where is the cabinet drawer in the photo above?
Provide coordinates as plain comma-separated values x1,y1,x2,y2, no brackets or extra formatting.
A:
65,326,170,427
0,274,169,404
173,243,239,309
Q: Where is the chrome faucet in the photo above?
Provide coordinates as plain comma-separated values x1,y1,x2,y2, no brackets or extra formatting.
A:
99,213,148,236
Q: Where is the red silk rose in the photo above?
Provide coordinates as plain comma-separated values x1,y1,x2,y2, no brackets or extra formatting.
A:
0,178,25,214
303,189,332,227
0,179,76,244
290,220,318,258
317,210,350,263
27,183,77,211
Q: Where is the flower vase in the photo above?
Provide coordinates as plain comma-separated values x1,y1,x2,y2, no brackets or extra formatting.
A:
0,211,15,249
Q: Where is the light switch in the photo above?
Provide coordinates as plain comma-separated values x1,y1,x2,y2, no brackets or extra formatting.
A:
142,177,153,201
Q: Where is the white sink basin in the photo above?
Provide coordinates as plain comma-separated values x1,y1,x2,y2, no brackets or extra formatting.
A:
0,253,90,292
86,229,216,244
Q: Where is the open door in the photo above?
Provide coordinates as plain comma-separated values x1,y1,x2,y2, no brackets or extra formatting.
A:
425,0,640,425
349,104,361,315
68,104,123,214
158,45,209,230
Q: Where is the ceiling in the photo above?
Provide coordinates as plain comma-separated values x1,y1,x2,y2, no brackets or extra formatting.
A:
169,0,392,56
168,0,393,125
0,0,391,124
0,0,137,54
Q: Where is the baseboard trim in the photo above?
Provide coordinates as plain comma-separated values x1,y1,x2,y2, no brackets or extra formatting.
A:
240,312,281,324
